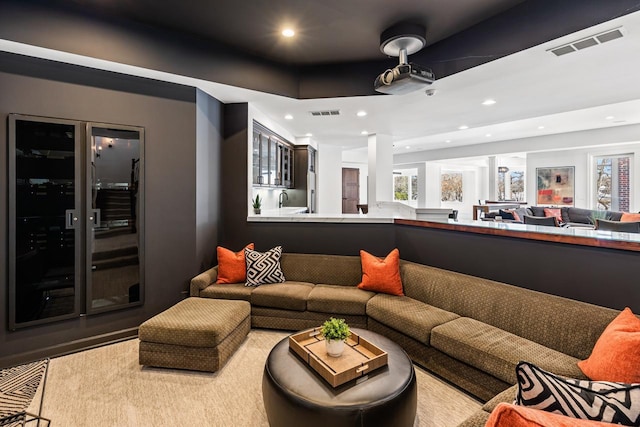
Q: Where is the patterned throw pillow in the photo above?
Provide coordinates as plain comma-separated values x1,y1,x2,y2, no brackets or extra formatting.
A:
245,246,285,287
515,361,640,425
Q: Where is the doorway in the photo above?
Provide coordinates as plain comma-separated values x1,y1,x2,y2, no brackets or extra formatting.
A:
342,168,359,214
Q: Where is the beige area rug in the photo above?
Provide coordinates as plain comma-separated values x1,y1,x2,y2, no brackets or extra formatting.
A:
34,330,481,426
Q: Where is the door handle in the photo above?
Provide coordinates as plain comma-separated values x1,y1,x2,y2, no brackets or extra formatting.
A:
65,209,78,229
89,209,101,228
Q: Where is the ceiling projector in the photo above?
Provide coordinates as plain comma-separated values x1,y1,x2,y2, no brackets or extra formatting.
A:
374,22,435,95
374,62,434,95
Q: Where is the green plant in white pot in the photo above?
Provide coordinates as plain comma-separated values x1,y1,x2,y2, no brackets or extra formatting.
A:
252,194,262,214
321,317,351,357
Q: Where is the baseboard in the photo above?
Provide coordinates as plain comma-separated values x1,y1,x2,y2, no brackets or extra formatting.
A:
0,327,139,368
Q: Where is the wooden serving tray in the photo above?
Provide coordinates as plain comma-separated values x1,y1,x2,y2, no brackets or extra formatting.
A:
289,327,388,387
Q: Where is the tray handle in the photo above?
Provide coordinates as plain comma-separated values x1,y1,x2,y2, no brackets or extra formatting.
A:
356,364,369,373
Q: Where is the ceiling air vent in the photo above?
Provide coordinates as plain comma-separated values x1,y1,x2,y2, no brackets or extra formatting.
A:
310,110,341,117
549,27,624,57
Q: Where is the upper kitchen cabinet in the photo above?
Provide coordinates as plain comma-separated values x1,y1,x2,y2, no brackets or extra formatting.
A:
252,121,293,188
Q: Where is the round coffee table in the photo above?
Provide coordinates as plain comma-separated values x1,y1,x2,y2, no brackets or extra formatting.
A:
262,328,417,427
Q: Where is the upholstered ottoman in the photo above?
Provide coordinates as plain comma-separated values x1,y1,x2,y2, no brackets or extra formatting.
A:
138,298,251,372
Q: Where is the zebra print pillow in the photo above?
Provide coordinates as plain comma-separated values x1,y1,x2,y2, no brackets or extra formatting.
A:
245,246,285,286
515,361,640,425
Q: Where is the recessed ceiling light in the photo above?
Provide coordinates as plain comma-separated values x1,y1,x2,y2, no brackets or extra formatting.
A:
485,133,492,137
282,28,295,38
361,130,368,135
445,140,452,143
284,114,293,120
482,99,496,106
405,146,411,149
458,125,469,130
606,116,615,120
537,125,545,129
356,111,367,117
305,133,313,137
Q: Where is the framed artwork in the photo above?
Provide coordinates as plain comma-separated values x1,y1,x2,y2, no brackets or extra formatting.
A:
536,166,575,206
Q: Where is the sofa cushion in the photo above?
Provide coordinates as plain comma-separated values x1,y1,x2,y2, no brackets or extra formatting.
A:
280,253,362,286
430,317,584,384
400,260,620,361
483,385,518,412
516,361,640,425
307,284,375,315
565,207,603,224
578,307,640,383
216,243,253,284
200,283,253,301
245,246,285,286
621,212,640,222
529,206,546,217
357,249,404,296
486,403,617,427
250,281,313,311
366,294,459,344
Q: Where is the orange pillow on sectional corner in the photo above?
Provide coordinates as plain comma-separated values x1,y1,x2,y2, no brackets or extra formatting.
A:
485,403,618,427
216,243,254,284
543,207,563,222
621,212,640,222
578,307,640,383
357,249,404,296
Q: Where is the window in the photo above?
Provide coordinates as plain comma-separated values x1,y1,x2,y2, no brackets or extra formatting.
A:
394,175,409,200
393,172,418,203
594,154,632,211
498,167,525,201
441,172,463,202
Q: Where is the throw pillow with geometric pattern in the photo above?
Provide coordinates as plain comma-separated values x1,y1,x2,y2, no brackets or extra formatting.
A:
245,246,285,287
515,361,640,426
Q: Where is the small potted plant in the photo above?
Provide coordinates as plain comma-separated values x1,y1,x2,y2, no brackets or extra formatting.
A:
321,317,351,357
252,194,262,215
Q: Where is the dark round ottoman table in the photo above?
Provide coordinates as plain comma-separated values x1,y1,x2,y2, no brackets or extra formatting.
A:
262,328,417,427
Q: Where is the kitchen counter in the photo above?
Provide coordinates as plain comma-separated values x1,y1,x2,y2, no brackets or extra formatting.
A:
248,211,393,223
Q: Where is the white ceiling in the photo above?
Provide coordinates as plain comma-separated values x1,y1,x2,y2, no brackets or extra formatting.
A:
2,10,639,160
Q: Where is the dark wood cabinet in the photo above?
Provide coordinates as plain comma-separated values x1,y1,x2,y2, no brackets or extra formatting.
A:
252,121,293,188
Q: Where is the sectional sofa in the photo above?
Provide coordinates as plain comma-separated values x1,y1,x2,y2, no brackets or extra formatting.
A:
487,205,626,227
189,252,621,426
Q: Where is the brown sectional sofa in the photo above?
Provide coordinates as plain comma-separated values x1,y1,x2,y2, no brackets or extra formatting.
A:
189,252,621,426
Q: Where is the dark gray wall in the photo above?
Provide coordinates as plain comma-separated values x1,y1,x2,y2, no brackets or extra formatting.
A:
195,89,223,272
0,53,221,366
394,224,640,313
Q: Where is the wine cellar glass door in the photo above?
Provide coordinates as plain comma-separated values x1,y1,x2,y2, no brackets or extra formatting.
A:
8,115,83,329
86,123,144,314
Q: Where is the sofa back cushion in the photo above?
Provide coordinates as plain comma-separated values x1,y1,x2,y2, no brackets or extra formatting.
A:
400,261,620,360
280,253,362,286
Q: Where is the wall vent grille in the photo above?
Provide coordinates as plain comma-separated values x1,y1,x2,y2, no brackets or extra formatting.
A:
310,110,341,116
549,27,624,56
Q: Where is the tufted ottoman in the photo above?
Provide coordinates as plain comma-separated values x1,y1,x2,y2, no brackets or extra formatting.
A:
138,298,251,372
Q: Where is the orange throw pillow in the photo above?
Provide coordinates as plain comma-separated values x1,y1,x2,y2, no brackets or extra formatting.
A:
216,243,254,284
621,212,640,222
543,207,563,222
357,249,404,296
486,403,617,427
578,307,640,383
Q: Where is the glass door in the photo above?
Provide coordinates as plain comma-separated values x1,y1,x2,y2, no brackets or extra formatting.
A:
86,123,144,314
8,115,82,329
